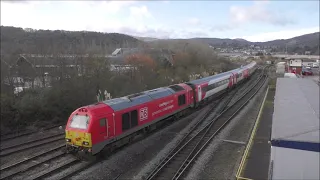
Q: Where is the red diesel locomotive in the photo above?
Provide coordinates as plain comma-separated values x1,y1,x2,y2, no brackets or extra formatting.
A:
65,61,257,157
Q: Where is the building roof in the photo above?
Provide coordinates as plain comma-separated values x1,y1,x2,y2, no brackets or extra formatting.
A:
272,78,319,143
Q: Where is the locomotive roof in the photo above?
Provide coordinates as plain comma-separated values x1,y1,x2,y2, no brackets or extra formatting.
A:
102,85,185,111
188,71,232,85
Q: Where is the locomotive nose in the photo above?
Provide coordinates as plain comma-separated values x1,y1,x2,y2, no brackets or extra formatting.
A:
65,130,92,147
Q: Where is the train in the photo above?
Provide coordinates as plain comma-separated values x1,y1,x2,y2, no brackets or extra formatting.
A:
65,61,258,158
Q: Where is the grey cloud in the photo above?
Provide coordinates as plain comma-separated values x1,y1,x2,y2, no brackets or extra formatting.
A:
181,31,209,38
103,25,213,39
3,0,29,3
229,2,297,26
112,26,173,39
209,24,236,32
268,13,296,26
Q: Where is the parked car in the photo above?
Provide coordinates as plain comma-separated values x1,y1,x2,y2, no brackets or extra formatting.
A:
302,68,313,76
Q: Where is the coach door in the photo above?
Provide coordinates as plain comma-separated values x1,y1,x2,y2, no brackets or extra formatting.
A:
198,86,202,102
229,75,233,87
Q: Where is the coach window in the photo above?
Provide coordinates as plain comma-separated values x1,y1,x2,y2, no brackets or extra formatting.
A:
130,110,138,128
122,113,130,131
202,86,207,92
213,83,217,89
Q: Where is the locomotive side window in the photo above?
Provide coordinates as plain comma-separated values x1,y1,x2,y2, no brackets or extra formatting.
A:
182,94,186,104
122,113,130,131
131,110,138,128
99,118,106,126
178,94,186,106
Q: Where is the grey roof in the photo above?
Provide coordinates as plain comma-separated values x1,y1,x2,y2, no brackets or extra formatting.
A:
187,61,257,85
272,78,319,143
271,146,319,180
188,71,232,85
103,86,184,111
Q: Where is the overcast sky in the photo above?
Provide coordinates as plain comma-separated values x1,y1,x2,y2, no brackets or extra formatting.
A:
1,0,319,42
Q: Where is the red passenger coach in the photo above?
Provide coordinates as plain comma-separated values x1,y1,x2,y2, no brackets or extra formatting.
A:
65,84,194,156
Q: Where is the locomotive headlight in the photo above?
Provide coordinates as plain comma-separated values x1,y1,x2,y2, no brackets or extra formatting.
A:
66,139,71,142
83,141,89,145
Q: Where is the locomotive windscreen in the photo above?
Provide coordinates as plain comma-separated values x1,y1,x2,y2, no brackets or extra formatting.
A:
70,115,90,129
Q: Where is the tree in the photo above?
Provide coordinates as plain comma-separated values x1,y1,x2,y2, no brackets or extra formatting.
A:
125,54,156,69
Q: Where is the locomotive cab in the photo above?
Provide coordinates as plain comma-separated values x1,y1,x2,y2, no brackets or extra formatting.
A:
65,107,93,156
65,105,115,157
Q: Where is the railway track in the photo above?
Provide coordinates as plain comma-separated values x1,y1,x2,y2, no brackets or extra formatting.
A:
0,145,65,180
145,67,268,180
0,133,64,151
0,134,65,157
3,154,77,180
1,124,64,142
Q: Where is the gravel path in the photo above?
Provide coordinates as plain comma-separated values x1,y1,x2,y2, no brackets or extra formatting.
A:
185,78,268,180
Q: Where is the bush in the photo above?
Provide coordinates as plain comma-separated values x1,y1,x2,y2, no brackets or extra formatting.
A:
1,94,16,129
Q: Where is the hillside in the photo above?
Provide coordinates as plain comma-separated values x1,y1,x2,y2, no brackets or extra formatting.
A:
191,32,319,54
134,36,159,42
190,32,319,47
255,32,319,47
189,38,252,47
0,26,144,58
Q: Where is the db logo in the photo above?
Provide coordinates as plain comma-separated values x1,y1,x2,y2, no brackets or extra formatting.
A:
140,107,148,121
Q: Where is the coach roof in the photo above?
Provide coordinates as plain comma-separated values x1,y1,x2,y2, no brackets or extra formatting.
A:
188,71,232,85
